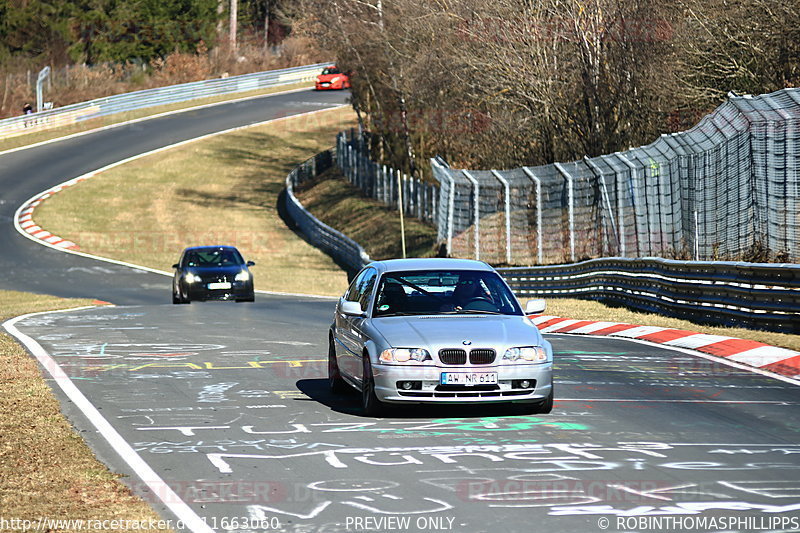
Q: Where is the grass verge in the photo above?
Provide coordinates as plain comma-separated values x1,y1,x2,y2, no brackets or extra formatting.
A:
0,81,311,153
0,291,169,526
294,166,439,260
35,106,358,297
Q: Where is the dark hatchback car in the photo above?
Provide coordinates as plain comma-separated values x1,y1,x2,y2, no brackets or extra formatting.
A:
172,246,255,303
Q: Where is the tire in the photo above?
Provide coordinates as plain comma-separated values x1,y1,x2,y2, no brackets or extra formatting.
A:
535,388,554,414
173,285,187,304
515,385,554,415
361,355,383,416
236,292,255,303
328,336,347,394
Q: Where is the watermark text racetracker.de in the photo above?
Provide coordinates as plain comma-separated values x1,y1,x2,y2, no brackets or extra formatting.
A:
597,515,799,531
0,517,177,531
0,516,284,531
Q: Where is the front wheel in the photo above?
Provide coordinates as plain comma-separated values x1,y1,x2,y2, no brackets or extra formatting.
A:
236,292,255,302
536,387,554,414
515,385,554,415
361,356,384,416
328,336,347,393
172,284,188,304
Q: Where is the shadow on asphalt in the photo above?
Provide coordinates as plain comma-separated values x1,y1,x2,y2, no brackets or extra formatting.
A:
296,378,536,419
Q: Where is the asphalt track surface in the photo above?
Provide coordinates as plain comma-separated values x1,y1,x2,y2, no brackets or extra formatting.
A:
2,89,799,533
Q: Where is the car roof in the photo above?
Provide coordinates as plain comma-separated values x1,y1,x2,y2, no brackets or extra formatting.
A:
183,245,240,252
367,258,494,274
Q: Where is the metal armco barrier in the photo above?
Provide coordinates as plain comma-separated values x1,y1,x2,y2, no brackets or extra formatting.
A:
0,63,328,140
498,258,800,333
284,149,371,275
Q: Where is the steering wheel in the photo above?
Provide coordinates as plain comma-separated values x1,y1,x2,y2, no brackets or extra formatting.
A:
461,296,496,311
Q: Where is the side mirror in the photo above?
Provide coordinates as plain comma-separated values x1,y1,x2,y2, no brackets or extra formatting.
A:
246,261,255,267
525,299,546,315
340,300,365,317
172,264,179,269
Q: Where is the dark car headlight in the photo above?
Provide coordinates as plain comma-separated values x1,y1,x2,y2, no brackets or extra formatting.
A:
379,348,432,364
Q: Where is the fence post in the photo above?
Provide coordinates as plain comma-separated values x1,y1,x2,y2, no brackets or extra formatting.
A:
553,162,576,262
462,170,481,260
617,152,641,257
521,167,543,264
585,156,620,256
431,158,456,256
398,170,407,258
36,66,51,112
491,170,513,265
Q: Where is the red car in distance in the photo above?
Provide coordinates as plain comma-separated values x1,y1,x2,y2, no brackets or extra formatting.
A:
315,65,350,90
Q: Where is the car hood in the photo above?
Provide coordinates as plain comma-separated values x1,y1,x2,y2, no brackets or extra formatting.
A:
370,314,544,349
317,74,342,81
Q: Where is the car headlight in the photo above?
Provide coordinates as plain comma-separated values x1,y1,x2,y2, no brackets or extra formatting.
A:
185,273,201,284
331,76,341,83
235,270,250,282
379,348,432,364
503,346,549,363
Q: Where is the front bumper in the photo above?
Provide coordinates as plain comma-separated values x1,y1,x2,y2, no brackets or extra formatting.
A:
315,81,346,90
372,363,553,404
186,281,253,301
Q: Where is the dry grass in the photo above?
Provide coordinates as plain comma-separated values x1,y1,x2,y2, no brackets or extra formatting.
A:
35,107,358,297
544,298,800,352
295,167,439,260
0,81,312,153
0,291,168,527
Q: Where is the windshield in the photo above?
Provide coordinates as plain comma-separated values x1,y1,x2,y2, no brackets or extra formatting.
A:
372,270,523,317
184,249,244,268
321,67,340,75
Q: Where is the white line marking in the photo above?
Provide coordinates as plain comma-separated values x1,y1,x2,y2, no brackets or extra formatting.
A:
2,307,214,533
12,105,347,299
546,333,800,386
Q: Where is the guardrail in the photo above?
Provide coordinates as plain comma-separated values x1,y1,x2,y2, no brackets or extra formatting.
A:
283,149,371,275
0,63,328,140
498,258,800,333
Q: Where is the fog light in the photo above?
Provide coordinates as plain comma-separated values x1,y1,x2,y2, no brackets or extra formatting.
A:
396,381,421,391
520,380,531,388
512,379,535,389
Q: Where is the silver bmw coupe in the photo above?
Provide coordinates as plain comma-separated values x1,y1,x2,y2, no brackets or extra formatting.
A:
329,258,554,415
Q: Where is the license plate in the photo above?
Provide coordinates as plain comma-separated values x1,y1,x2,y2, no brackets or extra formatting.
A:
440,372,498,386
321,83,330,86
207,282,232,290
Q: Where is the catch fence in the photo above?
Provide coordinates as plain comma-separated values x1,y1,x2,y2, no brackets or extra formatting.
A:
336,130,439,225
431,88,800,265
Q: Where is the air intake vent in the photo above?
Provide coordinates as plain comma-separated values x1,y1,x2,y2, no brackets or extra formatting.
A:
469,349,496,364
439,348,467,365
